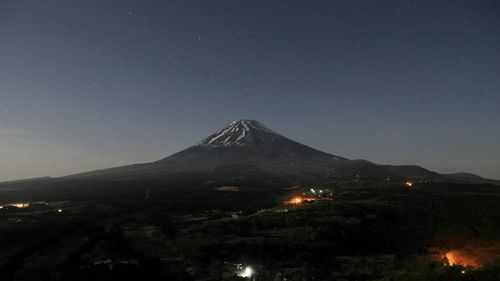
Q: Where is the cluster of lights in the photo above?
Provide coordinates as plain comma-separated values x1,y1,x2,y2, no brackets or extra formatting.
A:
285,188,336,205
284,196,318,205
405,181,413,187
0,202,30,209
0,202,64,214
236,264,254,278
309,188,329,195
307,188,334,198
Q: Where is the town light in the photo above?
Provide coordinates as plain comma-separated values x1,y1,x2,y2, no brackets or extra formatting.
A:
444,250,481,268
284,196,321,205
237,266,254,278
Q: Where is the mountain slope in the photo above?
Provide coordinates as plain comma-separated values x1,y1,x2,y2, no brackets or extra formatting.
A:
443,172,500,185
154,120,348,173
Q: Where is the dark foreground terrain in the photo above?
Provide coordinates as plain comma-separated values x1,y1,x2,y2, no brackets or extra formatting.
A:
1,180,500,281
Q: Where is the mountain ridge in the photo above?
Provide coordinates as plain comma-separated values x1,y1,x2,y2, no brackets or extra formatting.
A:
1,119,498,186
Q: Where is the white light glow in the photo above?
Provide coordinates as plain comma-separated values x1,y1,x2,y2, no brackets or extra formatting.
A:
0,203,29,209
237,266,254,278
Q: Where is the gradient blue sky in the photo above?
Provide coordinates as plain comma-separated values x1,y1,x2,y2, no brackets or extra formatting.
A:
1,0,499,181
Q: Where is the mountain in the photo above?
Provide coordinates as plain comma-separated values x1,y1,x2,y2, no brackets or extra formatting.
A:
62,120,448,182
154,120,350,174
1,119,496,188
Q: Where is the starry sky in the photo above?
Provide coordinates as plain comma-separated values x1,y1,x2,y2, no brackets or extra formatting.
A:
1,0,499,181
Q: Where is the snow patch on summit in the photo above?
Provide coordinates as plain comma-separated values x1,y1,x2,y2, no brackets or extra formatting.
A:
200,120,277,146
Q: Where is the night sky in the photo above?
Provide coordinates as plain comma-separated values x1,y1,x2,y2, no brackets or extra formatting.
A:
1,0,499,181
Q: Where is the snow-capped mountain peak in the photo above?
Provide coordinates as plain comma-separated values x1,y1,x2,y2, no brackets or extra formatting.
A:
200,120,278,146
